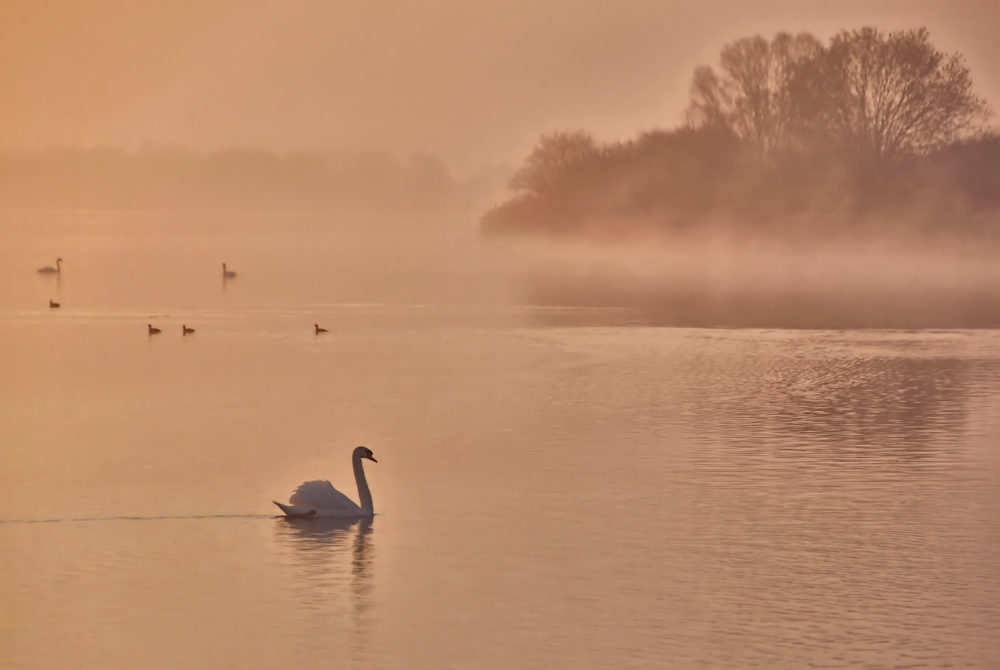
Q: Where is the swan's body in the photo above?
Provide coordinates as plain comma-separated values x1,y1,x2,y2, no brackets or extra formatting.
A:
38,258,63,274
314,324,328,334
49,300,60,309
148,324,161,335
182,325,195,335
275,446,377,518
222,263,236,278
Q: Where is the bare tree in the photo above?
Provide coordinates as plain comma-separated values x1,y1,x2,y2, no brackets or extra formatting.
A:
510,130,598,195
792,27,992,165
687,33,822,157
687,65,728,128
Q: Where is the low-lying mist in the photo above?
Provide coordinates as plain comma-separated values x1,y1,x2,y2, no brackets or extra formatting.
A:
503,233,1000,329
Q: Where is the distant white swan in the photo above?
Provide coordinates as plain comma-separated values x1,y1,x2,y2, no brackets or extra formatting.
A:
38,258,63,274
222,263,236,278
275,446,377,518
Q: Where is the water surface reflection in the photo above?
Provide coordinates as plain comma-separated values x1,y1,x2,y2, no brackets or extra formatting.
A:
274,517,375,660
2,213,999,668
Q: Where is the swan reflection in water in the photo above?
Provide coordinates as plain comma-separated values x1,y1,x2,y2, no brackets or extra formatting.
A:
275,515,375,658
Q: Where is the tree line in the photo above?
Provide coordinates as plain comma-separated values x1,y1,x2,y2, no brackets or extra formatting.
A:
483,27,999,240
0,147,483,211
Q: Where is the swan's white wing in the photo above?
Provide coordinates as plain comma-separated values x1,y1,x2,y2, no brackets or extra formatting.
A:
289,480,359,510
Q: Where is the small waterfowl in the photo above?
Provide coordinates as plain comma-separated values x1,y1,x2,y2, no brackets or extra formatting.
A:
38,258,63,274
182,325,195,335
148,324,161,335
222,263,236,279
314,324,328,334
49,299,60,308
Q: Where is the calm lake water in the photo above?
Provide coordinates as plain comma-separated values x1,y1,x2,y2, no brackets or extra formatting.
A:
1,212,999,669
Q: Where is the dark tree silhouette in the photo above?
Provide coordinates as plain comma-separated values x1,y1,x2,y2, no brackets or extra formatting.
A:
687,33,822,157
792,27,991,165
483,26,999,240
509,130,598,195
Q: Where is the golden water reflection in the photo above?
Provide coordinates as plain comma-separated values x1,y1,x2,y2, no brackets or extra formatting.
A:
274,516,375,662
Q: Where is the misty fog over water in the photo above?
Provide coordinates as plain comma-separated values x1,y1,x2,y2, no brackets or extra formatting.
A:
4,2,1000,668
1,211,999,668
507,236,1000,329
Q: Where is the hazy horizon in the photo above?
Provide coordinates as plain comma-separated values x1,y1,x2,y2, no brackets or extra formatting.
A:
2,0,999,174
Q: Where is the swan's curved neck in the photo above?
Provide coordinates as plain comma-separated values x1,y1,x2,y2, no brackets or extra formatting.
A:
353,456,374,513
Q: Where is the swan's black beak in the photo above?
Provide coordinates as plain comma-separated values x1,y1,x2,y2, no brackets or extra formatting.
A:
366,455,377,463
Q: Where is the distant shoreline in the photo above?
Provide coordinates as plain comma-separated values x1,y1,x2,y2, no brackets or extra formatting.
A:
0,146,496,212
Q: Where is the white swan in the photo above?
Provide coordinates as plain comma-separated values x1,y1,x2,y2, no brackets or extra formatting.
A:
38,258,63,274
274,446,377,518
222,263,236,278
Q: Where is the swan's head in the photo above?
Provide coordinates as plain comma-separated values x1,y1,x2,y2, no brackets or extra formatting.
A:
354,446,377,463
56,258,63,262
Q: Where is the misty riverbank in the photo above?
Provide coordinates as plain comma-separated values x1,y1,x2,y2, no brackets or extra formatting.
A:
483,27,1000,245
480,25,1000,329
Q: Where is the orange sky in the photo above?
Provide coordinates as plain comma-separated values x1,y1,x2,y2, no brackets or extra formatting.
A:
1,0,997,171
